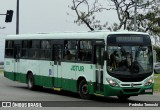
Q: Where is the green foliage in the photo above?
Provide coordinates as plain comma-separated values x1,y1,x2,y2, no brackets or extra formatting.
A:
69,0,160,36
154,74,160,92
153,46,160,61
0,70,3,74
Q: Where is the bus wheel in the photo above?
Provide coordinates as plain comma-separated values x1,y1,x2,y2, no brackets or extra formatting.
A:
79,79,91,99
117,95,130,100
27,74,35,90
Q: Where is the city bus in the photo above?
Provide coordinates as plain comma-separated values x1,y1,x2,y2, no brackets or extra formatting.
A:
4,31,154,100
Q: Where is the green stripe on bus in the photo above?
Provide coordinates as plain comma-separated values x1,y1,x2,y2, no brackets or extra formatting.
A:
4,71,78,93
4,71,153,97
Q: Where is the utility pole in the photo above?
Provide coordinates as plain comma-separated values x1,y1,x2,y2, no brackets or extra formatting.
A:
16,0,19,34
134,0,137,31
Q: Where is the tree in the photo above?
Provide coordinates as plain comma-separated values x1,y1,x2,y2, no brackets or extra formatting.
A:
153,46,160,61
69,0,111,31
69,0,160,36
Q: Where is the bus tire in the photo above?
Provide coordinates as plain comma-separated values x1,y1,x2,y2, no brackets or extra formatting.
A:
117,95,130,100
79,79,91,99
27,73,35,90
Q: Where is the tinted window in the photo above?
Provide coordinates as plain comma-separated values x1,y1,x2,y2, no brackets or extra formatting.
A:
21,40,31,58
78,41,92,61
29,40,40,59
6,40,14,48
40,40,51,60
31,41,40,48
5,40,14,58
64,40,77,61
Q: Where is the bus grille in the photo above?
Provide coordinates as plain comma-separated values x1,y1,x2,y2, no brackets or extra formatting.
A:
116,77,145,82
121,84,142,87
123,88,140,93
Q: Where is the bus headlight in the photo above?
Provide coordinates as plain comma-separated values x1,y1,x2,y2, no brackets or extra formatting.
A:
106,78,119,87
144,77,153,86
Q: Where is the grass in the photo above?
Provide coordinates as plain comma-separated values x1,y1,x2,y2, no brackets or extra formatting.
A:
0,69,3,74
154,74,160,93
0,69,159,92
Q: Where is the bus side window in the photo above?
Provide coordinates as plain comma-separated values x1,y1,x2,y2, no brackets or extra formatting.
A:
5,41,14,58
28,40,40,59
21,40,30,58
40,40,51,59
78,41,92,62
64,50,71,60
63,40,77,61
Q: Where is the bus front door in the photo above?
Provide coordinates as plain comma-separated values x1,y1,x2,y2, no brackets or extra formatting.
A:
14,44,21,81
95,45,104,94
53,45,62,88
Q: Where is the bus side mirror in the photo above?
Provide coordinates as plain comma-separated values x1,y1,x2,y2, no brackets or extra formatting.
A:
103,51,107,60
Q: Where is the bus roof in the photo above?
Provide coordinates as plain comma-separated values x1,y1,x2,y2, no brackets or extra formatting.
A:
5,31,149,40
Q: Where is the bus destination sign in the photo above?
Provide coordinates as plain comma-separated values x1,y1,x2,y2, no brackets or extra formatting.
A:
116,37,143,43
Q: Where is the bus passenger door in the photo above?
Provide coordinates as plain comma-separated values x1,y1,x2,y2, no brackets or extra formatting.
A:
14,44,21,81
53,45,62,88
95,45,104,93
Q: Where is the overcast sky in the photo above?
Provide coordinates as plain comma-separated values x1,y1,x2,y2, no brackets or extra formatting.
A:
0,0,118,61
0,0,87,34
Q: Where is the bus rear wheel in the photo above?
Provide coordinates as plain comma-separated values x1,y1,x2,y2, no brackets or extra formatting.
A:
79,79,91,99
27,73,35,90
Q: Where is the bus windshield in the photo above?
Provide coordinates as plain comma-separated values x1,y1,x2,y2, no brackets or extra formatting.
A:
107,45,153,75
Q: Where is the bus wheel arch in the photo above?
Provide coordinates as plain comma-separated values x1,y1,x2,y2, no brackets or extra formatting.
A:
77,77,91,99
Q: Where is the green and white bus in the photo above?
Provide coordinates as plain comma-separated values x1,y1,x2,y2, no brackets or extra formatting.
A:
4,31,154,99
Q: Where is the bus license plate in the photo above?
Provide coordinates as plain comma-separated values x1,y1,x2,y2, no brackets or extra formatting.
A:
145,89,152,93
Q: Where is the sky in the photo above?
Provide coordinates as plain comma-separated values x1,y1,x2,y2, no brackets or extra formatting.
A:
0,0,158,62
0,0,119,61
0,0,87,35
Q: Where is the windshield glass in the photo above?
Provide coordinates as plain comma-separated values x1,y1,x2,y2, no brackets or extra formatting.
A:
107,46,153,75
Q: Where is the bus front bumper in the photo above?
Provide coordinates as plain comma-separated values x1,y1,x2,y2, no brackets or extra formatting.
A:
103,84,154,97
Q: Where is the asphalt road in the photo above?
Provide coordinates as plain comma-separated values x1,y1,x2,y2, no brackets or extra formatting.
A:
0,73,160,110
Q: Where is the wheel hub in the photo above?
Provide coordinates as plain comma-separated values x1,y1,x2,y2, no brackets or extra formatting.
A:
82,84,88,94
